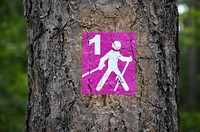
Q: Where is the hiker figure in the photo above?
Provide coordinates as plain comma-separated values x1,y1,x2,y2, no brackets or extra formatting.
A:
96,41,132,91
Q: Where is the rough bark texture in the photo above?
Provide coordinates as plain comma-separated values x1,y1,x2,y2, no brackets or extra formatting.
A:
24,0,179,131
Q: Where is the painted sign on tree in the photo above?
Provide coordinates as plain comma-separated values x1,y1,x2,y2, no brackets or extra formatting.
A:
82,32,136,94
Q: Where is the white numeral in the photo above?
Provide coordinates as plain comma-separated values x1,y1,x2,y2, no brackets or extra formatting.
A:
89,34,101,55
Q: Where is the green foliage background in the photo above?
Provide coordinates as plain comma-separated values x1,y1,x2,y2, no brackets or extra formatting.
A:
0,0,199,131
179,5,200,132
0,0,27,131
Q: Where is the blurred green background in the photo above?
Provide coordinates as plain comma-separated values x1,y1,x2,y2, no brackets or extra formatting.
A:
0,0,27,131
0,0,199,131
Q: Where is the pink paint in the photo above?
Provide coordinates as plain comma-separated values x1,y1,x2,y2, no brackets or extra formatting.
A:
82,32,136,95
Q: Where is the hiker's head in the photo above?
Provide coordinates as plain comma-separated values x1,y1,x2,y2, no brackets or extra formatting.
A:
112,41,121,50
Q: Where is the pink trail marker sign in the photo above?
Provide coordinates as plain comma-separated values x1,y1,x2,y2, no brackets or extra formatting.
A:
82,32,136,95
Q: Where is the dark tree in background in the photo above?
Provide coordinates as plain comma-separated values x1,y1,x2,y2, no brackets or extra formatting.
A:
186,0,198,111
24,0,179,131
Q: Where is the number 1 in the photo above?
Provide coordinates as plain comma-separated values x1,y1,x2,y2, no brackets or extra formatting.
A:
89,34,101,55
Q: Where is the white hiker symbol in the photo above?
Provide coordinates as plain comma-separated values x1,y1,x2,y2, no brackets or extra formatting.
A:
82,32,136,95
96,41,132,91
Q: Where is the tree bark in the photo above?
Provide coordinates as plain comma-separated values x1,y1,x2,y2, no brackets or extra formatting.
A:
24,0,179,131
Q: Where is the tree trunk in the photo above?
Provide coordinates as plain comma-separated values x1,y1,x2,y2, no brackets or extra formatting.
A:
24,0,179,131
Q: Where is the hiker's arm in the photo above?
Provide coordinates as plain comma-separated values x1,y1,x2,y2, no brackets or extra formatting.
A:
119,54,132,62
98,51,110,70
